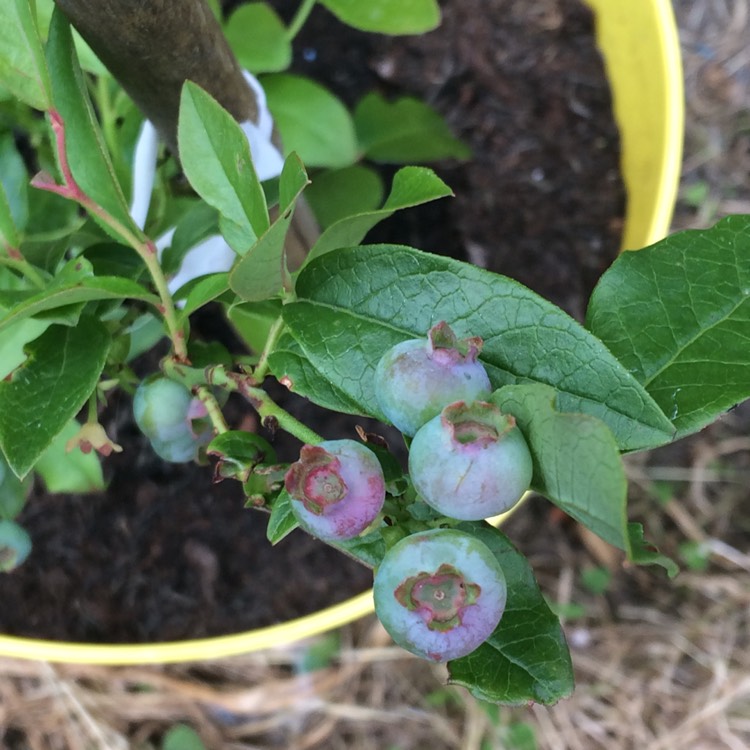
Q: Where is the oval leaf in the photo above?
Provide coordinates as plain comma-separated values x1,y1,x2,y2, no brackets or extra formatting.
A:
0,276,159,332
229,153,308,301
178,81,269,252
46,10,136,236
306,167,452,263
285,245,674,451
586,215,750,440
0,0,52,110
447,522,574,706
319,0,440,34
304,164,384,230
268,332,365,415
354,93,470,163
225,2,292,73
263,74,357,168
266,489,298,544
0,316,110,478
492,383,628,551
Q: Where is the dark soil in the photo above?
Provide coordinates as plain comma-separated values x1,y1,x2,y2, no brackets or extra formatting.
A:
0,0,624,643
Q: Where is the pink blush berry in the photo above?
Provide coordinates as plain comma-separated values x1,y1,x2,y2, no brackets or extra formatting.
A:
373,529,506,662
374,322,492,436
285,440,386,541
409,401,533,520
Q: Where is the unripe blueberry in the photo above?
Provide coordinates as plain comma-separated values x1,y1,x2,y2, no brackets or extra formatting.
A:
0,520,31,572
0,453,28,520
133,376,193,443
374,321,492,436
285,440,386,541
149,431,203,463
133,377,211,463
409,401,533,520
373,529,506,662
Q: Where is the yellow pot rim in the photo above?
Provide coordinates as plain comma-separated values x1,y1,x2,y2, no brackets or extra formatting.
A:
2,0,683,665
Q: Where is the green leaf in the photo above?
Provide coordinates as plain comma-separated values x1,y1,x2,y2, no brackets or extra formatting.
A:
207,430,276,469
0,0,52,110
319,0,440,34
163,201,220,274
285,245,675,451
305,167,452,263
0,316,47,379
305,165,384,230
0,316,110,478
126,313,165,362
0,133,29,233
35,0,108,76
627,523,679,577
230,153,309,301
0,182,20,251
0,452,29,519
81,241,147,281
263,74,357,168
177,273,230,320
586,216,750,440
447,522,573,705
332,529,386,569
178,80,269,253
492,384,628,551
162,725,207,750
225,3,292,73
0,275,159,332
23,189,80,259
34,419,105,493
354,93,470,163
227,299,281,354
45,9,136,237
267,489,298,544
268,332,365,414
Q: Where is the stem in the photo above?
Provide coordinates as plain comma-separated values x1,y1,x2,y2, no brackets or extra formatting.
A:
285,0,317,41
37,110,188,362
245,385,323,445
139,240,188,361
194,385,230,434
208,366,322,445
86,393,98,422
0,256,47,289
253,315,286,381
96,76,121,166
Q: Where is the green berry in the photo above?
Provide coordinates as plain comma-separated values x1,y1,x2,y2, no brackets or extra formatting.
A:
374,322,492,436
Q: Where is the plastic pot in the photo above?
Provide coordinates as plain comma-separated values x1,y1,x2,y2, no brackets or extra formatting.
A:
0,0,683,665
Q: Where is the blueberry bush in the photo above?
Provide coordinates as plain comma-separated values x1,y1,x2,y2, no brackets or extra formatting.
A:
1,0,749,706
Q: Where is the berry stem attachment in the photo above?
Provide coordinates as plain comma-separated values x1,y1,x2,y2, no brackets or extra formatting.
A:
206,366,323,446
194,385,230,435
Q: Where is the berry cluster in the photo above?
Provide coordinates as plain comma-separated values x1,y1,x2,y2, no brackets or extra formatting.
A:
286,322,534,662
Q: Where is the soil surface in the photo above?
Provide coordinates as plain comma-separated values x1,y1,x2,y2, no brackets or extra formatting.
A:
0,0,624,643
